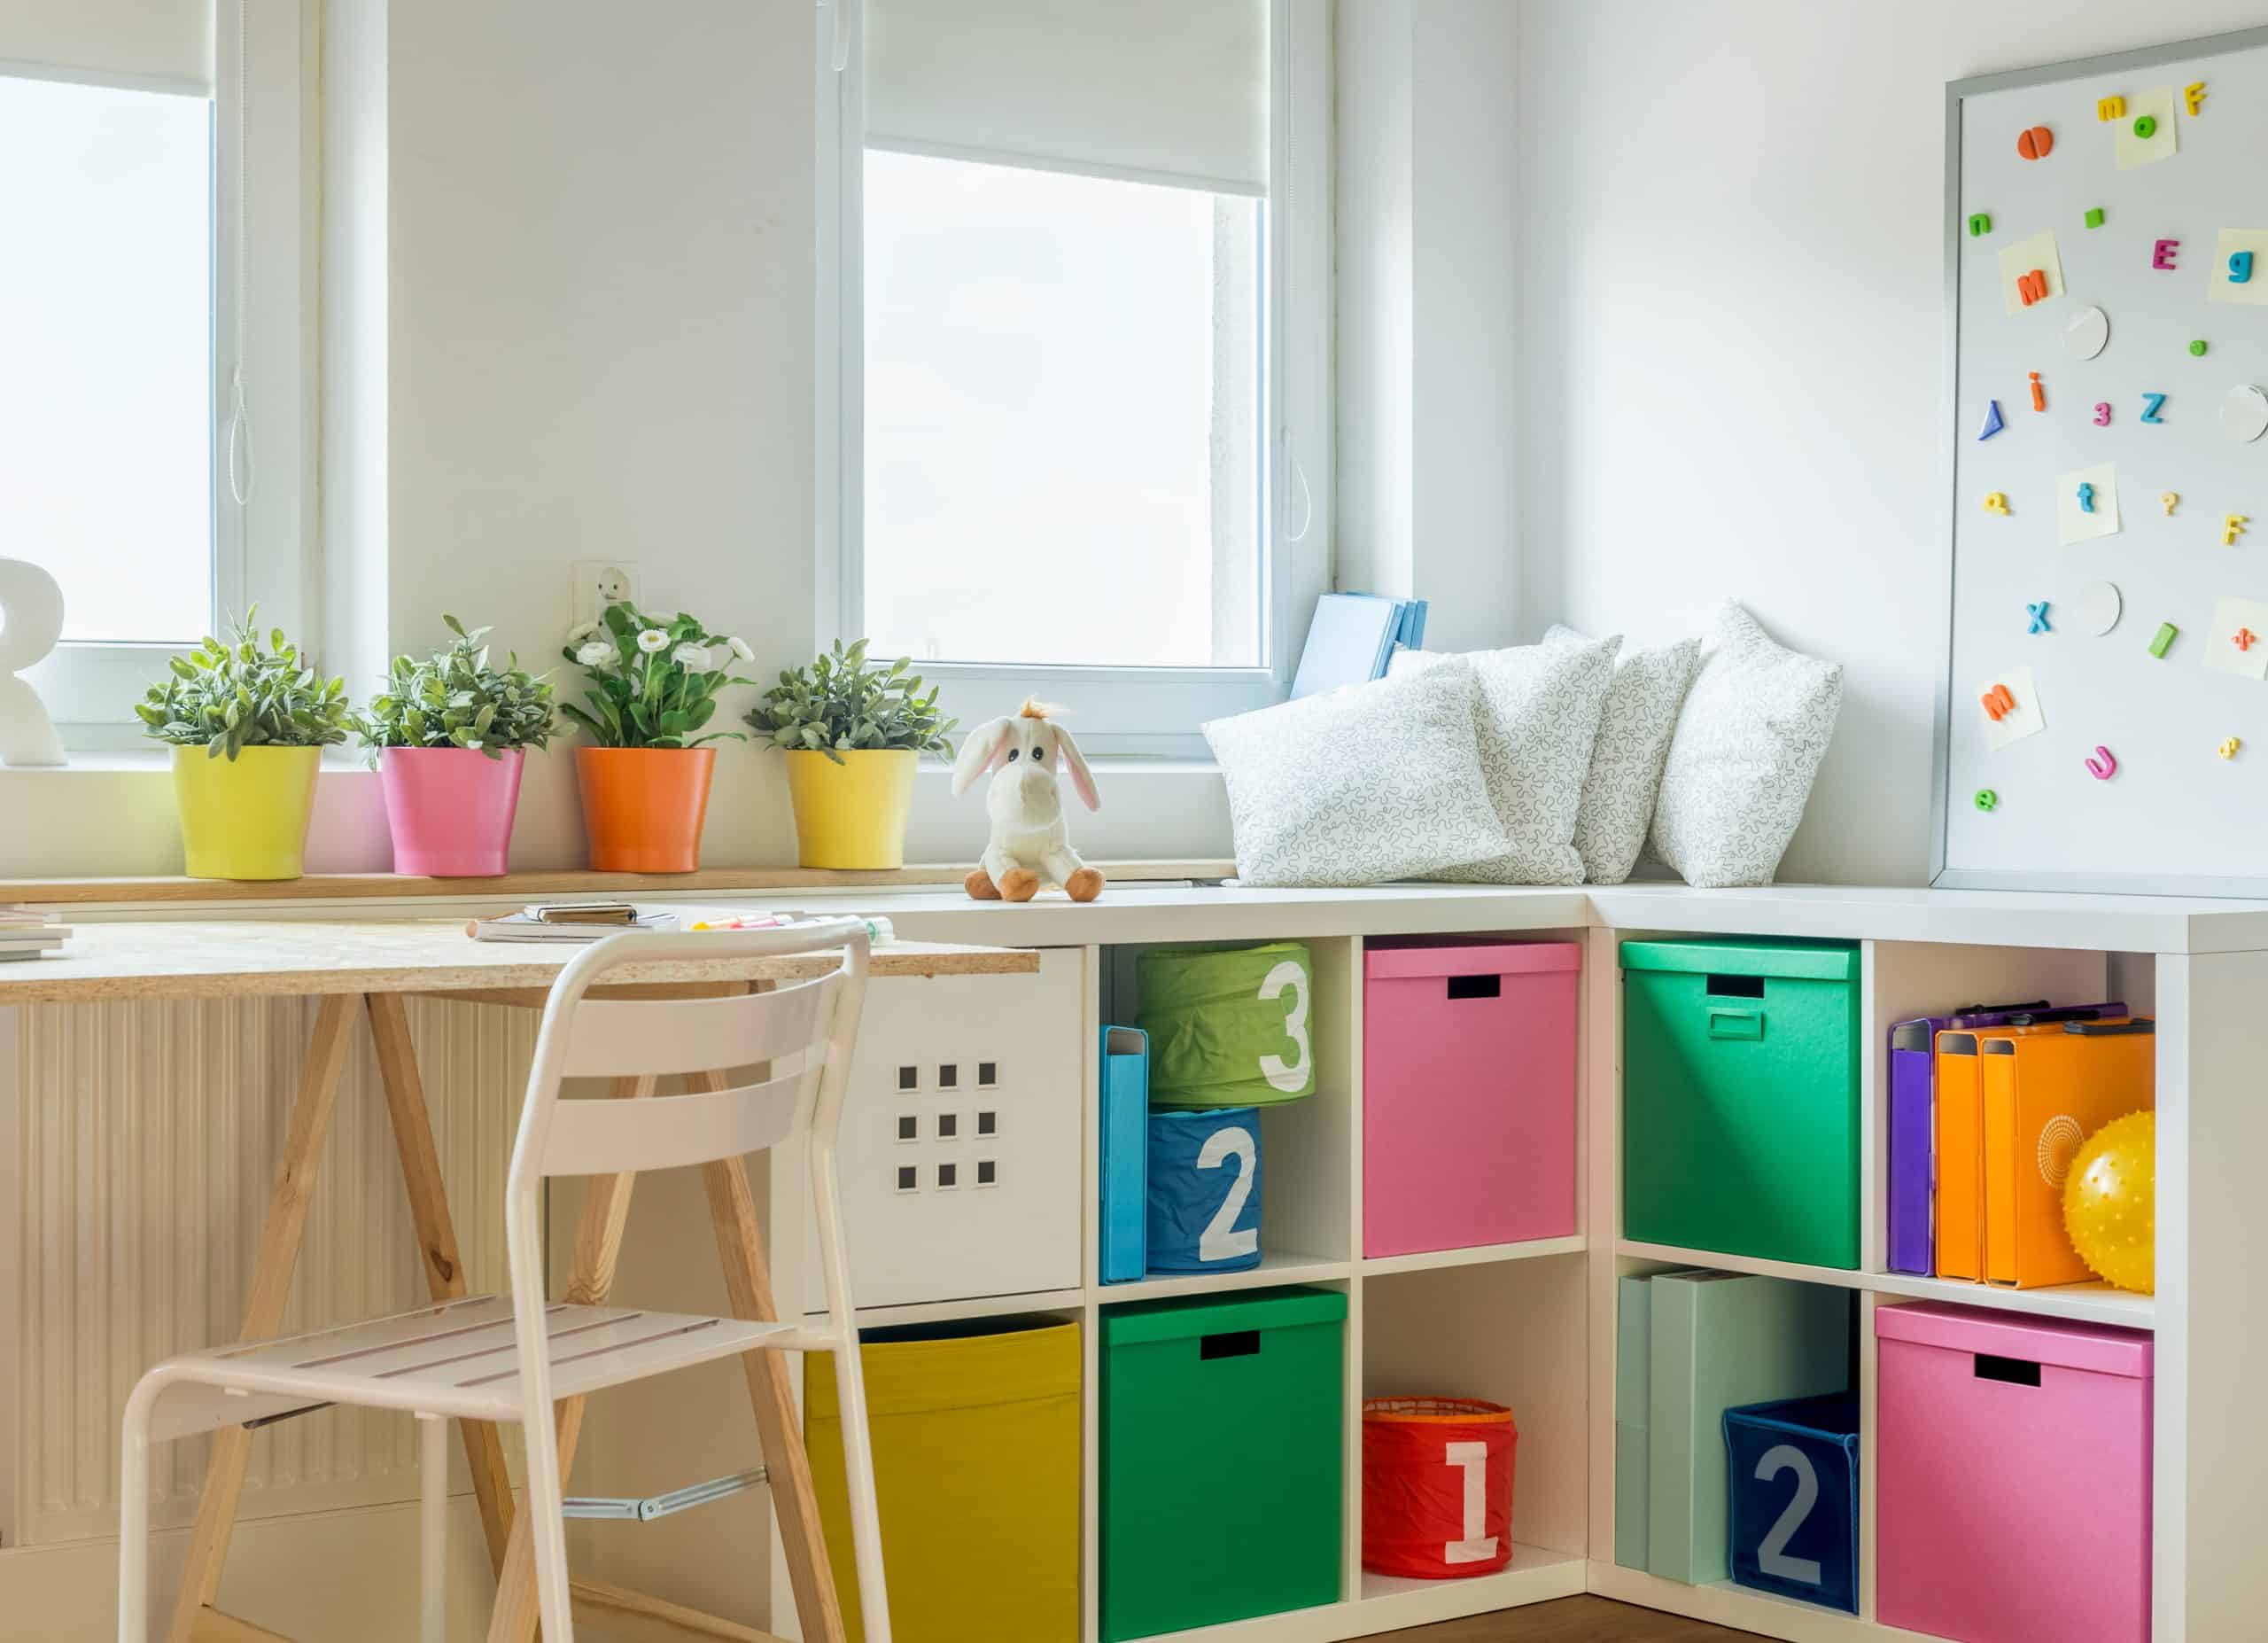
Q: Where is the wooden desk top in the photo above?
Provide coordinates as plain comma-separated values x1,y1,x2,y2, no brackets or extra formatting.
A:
0,919,1037,1004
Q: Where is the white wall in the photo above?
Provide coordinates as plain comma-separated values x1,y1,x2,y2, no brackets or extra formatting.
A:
1515,0,2268,885
1335,0,1520,653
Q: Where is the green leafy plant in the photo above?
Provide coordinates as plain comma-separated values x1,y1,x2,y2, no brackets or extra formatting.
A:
559,601,755,748
746,638,956,765
353,615,556,763
136,608,351,759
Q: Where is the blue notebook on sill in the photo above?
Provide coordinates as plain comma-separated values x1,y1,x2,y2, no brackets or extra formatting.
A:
1291,593,1426,698
1099,1026,1149,1282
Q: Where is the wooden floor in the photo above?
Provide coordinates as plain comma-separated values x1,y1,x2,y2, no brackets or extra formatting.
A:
1387,1596,1761,1641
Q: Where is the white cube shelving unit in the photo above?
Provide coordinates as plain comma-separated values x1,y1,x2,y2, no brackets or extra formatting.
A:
750,883,2268,1643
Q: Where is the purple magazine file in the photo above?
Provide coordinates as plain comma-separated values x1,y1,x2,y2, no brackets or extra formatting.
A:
1886,1000,2125,1275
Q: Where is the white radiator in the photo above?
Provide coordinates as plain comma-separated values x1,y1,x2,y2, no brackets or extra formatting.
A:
7,995,532,1546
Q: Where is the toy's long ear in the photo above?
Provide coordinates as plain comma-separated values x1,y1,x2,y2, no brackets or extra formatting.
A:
1055,725,1100,812
951,718,1012,796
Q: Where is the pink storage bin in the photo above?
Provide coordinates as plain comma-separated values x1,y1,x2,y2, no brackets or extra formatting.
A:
1876,1302,2152,1643
1362,940,1578,1258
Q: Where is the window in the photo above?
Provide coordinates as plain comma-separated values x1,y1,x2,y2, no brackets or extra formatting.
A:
0,76,212,647
821,0,1330,747
4,2,308,741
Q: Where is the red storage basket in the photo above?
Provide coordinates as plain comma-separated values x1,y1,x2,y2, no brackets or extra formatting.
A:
1361,1397,1517,1578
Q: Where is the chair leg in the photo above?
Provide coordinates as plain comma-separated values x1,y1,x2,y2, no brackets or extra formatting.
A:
521,1391,579,1643
419,1413,448,1643
827,1335,893,1643
119,1378,160,1643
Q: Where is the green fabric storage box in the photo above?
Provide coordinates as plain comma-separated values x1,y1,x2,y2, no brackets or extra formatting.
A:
1137,942,1316,1107
1100,1286,1345,1639
1621,938,1860,1269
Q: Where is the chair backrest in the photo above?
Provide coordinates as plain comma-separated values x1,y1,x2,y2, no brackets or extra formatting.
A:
508,922,872,1188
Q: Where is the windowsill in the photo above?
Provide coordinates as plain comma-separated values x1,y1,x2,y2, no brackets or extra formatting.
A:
2,749,1231,878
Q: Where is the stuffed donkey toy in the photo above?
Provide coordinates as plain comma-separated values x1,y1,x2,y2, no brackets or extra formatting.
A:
951,699,1103,901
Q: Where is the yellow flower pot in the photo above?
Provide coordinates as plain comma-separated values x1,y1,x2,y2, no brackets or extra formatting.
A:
172,744,322,880
783,748,918,869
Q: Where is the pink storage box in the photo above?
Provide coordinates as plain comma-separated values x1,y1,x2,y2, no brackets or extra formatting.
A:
1362,940,1579,1258
1876,1302,2152,1643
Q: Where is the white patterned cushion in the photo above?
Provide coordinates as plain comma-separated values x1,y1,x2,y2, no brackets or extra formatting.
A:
1387,635,1619,885
1204,659,1511,887
1545,624,1701,884
1649,602,1843,889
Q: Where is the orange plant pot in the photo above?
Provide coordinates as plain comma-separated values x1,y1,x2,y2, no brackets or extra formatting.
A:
575,745,717,873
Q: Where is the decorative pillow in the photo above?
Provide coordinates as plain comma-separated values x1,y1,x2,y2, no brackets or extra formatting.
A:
1649,602,1844,889
1203,659,1510,887
1387,635,1619,885
1545,624,1702,884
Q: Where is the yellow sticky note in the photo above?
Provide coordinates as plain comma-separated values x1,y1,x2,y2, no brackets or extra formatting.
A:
2207,228,2268,307
2116,87,2179,169
1997,230,2066,315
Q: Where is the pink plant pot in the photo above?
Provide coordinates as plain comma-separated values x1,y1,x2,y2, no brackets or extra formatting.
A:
379,746,526,876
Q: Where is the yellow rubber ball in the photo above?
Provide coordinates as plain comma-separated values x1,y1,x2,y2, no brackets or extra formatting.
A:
2062,1110,2155,1293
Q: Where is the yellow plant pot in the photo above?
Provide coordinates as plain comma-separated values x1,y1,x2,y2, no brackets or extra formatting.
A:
172,744,322,880
784,748,918,869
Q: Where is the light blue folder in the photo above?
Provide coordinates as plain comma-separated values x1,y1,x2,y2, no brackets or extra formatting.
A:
1099,1026,1148,1282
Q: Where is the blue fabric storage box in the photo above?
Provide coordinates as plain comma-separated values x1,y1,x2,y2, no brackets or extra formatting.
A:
1146,1107,1262,1273
1722,1392,1860,1614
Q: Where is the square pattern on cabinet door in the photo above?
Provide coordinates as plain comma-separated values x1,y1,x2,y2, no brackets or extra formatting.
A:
805,947,1084,1311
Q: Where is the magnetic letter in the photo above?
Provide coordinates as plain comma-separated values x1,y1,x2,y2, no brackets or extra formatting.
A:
2154,238,2180,270
2233,251,2256,285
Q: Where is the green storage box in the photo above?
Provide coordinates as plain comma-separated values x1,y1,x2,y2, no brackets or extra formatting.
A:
1137,942,1316,1107
1100,1286,1345,1639
1621,938,1860,1269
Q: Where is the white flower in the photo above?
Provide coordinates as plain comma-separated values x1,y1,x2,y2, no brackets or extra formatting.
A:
575,640,616,667
726,636,754,663
565,620,599,642
636,628,671,654
672,642,716,671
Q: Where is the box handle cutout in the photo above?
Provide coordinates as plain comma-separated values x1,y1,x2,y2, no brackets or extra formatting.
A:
1708,1008,1764,1041
1705,974,1766,999
1974,1352,2042,1387
1200,1329,1262,1361
1446,973,1502,1001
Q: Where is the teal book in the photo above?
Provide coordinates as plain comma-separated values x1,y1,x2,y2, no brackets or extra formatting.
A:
1615,1274,1652,1569
1646,1273,1850,1586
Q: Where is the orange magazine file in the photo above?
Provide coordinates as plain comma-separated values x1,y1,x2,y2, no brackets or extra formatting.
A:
1980,1020,2155,1289
1937,1018,2133,1281
1934,1032,1984,1281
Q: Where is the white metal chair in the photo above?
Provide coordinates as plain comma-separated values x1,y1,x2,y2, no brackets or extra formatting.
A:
119,922,894,1643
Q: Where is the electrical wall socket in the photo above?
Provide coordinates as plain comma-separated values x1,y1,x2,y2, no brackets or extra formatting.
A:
570,560,641,628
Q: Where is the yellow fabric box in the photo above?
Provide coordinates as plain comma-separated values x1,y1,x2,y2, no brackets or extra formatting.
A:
806,1315,1080,1643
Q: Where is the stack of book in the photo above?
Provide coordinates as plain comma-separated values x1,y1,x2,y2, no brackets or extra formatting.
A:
1288,593,1428,699
0,907,70,962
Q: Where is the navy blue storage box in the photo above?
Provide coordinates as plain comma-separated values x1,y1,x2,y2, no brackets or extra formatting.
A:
1722,1393,1860,1614
1146,1107,1262,1273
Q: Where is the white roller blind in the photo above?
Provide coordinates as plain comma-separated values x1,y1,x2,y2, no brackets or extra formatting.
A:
865,0,1268,196
0,0,213,91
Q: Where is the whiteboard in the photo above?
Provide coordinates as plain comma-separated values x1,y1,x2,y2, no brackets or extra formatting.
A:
1935,27,2268,895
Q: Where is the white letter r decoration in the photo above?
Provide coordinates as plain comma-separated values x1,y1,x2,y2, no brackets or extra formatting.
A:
0,558,67,767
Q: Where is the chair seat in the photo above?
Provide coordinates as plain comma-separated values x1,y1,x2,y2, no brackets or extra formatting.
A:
142,1294,792,1441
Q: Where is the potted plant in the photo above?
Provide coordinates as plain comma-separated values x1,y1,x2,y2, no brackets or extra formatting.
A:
561,601,753,872
135,611,351,880
747,639,955,869
353,615,556,876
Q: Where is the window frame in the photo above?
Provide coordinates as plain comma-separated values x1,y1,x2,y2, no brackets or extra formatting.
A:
14,0,313,747
815,0,1332,755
